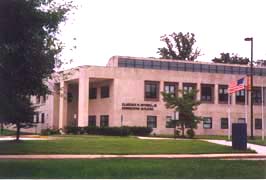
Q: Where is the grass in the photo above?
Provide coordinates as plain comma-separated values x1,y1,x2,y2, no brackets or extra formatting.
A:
0,129,31,136
0,135,253,154
248,138,266,146
0,159,264,179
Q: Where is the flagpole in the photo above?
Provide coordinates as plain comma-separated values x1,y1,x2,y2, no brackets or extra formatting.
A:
228,94,231,140
262,85,264,141
245,89,248,124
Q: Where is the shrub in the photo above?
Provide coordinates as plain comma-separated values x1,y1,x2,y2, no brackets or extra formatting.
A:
64,126,81,134
186,129,195,138
126,126,153,136
41,128,60,135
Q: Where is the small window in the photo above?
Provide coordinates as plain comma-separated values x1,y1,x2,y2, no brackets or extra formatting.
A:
41,96,46,104
255,119,262,129
221,118,228,129
253,87,262,105
147,116,157,128
36,112,39,123
41,113,45,123
67,92,73,103
165,116,175,128
209,65,217,73
144,81,159,100
100,115,109,127
217,65,225,73
218,85,228,103
161,61,169,70
135,60,144,68
153,61,161,69
236,90,246,104
201,84,214,103
144,60,152,69
101,86,109,98
89,88,97,99
88,115,96,127
203,117,212,129
36,96,41,104
164,82,178,96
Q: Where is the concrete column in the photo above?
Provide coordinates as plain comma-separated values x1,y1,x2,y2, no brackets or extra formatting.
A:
197,83,201,101
214,84,219,104
78,68,89,127
59,80,68,129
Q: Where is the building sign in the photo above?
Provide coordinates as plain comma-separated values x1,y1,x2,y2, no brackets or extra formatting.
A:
122,103,157,111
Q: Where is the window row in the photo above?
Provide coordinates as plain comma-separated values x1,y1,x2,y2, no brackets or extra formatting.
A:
88,115,109,127
89,86,110,99
33,112,45,123
144,81,266,105
118,58,266,76
35,95,46,104
202,117,263,130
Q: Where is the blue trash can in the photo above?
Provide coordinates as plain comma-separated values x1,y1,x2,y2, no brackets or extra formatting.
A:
232,123,247,150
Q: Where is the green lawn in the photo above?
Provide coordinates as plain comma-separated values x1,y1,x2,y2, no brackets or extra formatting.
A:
0,135,253,154
0,129,31,136
248,138,266,146
0,159,264,179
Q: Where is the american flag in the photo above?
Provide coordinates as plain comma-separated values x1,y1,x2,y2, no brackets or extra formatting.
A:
228,77,246,94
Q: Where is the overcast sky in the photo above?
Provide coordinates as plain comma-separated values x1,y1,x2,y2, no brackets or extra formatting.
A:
58,0,266,69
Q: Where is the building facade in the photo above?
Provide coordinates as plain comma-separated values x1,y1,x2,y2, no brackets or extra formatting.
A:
31,56,266,136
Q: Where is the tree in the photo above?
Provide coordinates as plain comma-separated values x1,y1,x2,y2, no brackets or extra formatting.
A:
256,60,266,67
212,53,249,65
157,32,201,61
0,0,74,141
162,90,201,138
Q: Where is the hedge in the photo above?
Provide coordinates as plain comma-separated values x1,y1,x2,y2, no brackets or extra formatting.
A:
64,126,152,136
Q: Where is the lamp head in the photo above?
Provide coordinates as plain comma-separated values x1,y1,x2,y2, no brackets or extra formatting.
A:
244,37,253,41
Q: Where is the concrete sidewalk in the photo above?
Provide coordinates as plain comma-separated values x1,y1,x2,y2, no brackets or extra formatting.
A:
0,153,265,160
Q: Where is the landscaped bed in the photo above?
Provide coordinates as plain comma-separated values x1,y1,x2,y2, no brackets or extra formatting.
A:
0,135,254,154
0,159,264,179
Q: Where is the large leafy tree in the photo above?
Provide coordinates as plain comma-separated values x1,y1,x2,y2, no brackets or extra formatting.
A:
162,90,201,138
157,32,201,61
0,0,74,140
212,53,249,65
256,60,266,67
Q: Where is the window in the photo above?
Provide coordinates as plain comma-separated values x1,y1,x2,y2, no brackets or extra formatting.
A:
41,113,45,123
221,118,228,129
201,84,214,102
253,87,262,105
255,119,262,129
36,96,41,104
101,86,109,98
183,83,196,94
36,112,39,123
165,116,175,128
41,96,46,104
164,82,178,96
236,90,246,104
67,92,73,103
100,115,109,127
144,81,159,100
203,117,212,129
89,88,97,99
88,115,96,127
147,116,157,128
218,85,228,103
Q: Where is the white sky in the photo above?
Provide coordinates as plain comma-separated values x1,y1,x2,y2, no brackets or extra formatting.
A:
58,0,266,69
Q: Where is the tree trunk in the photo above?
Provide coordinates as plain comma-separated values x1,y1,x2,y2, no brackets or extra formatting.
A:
16,121,20,141
181,123,185,137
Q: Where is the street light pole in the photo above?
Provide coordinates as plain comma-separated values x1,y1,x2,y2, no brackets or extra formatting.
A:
244,37,254,139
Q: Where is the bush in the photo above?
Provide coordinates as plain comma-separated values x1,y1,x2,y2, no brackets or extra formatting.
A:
186,129,195,138
65,126,152,136
41,128,60,135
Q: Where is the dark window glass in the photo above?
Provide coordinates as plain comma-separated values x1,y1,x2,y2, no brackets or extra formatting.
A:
127,59,135,67
253,87,262,104
255,119,262,129
135,60,144,68
236,89,246,104
153,61,161,69
161,61,169,70
36,96,41,104
201,64,209,73
201,84,214,102
147,116,157,128
221,118,228,129
165,116,175,128
88,115,96,127
169,62,178,70
194,64,201,72
36,112,39,123
164,82,177,96
118,59,127,67
224,66,232,74
145,81,159,100
254,68,261,76
89,88,97,99
185,63,194,71
101,86,109,98
67,92,73,103
232,67,239,74
203,117,212,129
41,113,45,123
239,67,247,75
100,115,109,127
209,65,217,73
217,65,225,73
144,60,152,69
218,85,228,103
177,62,185,71
263,69,266,76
